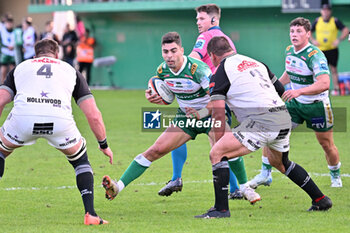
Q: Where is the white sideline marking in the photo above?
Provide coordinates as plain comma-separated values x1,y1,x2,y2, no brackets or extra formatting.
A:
1,173,349,191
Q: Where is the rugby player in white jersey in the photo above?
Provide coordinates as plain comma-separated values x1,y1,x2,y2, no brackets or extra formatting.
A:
0,39,113,225
191,36,332,218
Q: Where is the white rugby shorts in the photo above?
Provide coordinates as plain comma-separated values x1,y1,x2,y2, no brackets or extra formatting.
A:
232,117,291,152
1,113,82,150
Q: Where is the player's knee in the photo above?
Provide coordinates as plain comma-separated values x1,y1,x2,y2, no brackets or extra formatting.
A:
209,148,221,164
318,139,335,152
147,143,167,160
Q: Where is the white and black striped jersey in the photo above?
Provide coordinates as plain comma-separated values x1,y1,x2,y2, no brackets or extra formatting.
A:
0,57,92,119
210,54,289,125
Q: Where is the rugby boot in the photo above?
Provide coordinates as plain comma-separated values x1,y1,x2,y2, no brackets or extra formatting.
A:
158,177,183,196
195,207,230,219
102,175,119,201
330,175,342,188
84,212,108,225
241,184,261,204
307,196,332,211
248,173,272,189
228,189,243,200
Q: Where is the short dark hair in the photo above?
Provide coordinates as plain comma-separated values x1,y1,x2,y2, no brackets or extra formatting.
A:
207,36,233,56
196,4,221,19
289,17,311,32
35,39,59,57
161,32,182,46
45,20,53,26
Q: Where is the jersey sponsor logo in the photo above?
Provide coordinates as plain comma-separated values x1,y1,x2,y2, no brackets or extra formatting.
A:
237,60,259,72
289,75,307,83
311,116,326,129
32,122,54,135
308,50,318,57
209,82,215,94
190,63,198,75
6,133,24,144
286,57,291,64
59,137,77,147
157,65,163,74
165,80,192,89
27,97,62,107
286,45,292,51
194,39,205,49
184,74,193,79
247,139,260,150
307,47,313,53
27,91,62,107
32,57,60,64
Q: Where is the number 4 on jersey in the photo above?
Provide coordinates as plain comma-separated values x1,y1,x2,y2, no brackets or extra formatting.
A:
37,64,53,79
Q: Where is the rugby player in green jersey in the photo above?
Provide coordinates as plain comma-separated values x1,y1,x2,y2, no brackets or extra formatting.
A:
249,17,342,189
158,4,253,203
102,32,240,212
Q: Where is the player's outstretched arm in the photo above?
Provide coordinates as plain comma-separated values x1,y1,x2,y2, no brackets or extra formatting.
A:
0,89,12,117
279,70,290,86
145,89,165,105
79,97,113,164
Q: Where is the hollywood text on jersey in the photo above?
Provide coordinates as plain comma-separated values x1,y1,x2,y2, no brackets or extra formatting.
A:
27,97,62,108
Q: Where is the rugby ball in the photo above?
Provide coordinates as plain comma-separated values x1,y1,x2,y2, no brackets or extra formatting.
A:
148,76,175,105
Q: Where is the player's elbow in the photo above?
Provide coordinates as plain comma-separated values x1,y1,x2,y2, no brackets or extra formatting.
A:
86,108,103,125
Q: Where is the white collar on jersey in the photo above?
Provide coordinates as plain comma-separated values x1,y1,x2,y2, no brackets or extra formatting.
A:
169,55,187,76
293,42,311,54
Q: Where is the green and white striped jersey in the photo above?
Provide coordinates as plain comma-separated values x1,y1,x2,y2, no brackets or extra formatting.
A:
157,56,211,111
285,43,330,104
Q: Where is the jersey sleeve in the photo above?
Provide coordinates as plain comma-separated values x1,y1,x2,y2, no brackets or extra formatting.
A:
192,34,208,59
156,63,165,80
72,70,93,105
195,63,212,92
0,68,16,99
334,18,346,30
210,61,230,101
309,51,330,77
311,18,318,32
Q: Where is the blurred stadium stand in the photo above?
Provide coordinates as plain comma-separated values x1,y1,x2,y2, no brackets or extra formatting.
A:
18,1,350,87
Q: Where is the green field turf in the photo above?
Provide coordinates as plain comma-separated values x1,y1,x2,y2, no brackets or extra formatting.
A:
0,90,349,233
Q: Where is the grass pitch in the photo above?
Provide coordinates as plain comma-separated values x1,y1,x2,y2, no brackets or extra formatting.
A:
0,90,349,233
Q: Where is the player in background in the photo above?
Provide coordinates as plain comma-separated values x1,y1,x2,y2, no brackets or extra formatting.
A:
0,39,113,225
158,3,254,202
310,4,349,96
249,17,342,189
193,36,332,218
0,16,15,84
102,32,259,209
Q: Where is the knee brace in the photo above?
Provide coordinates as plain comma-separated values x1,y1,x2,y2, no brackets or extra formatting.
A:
69,151,93,176
282,151,295,175
66,138,87,162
